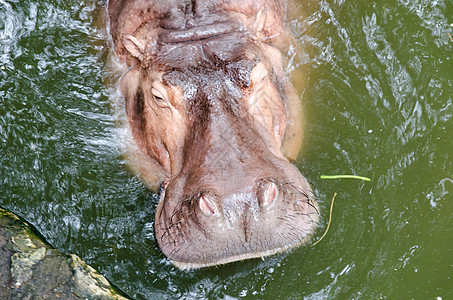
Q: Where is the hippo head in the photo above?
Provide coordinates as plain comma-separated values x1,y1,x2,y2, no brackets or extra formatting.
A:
113,0,319,268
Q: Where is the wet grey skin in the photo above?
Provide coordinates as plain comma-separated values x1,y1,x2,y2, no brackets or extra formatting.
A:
108,0,319,268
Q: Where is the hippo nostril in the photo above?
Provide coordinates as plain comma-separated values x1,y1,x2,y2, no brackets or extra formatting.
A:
261,181,278,207
199,194,217,216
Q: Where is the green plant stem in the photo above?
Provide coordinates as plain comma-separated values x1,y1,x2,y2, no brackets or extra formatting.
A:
320,175,371,181
312,192,337,247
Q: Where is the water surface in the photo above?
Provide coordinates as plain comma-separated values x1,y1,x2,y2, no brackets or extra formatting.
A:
1,0,452,298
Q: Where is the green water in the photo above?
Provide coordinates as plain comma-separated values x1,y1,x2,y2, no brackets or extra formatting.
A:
1,0,452,298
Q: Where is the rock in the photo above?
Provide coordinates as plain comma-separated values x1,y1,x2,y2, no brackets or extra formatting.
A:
0,207,130,300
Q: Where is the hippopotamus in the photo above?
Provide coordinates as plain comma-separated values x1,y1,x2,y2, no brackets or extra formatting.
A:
108,0,319,269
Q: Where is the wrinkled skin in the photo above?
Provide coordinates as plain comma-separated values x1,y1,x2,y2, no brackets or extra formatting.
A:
108,0,319,269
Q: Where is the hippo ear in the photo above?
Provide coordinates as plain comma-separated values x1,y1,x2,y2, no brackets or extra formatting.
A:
123,35,146,61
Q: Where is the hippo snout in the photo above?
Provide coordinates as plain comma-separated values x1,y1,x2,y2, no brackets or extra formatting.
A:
155,175,319,269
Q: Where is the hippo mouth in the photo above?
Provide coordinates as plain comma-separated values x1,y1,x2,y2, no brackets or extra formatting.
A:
155,162,320,269
156,179,319,269
158,21,239,44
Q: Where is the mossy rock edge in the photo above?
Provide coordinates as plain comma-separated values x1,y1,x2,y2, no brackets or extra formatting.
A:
0,207,131,300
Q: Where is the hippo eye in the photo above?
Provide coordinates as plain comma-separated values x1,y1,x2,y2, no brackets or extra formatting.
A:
151,82,169,107
152,88,165,102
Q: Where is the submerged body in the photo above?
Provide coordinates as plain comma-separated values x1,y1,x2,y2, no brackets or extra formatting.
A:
108,0,319,269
